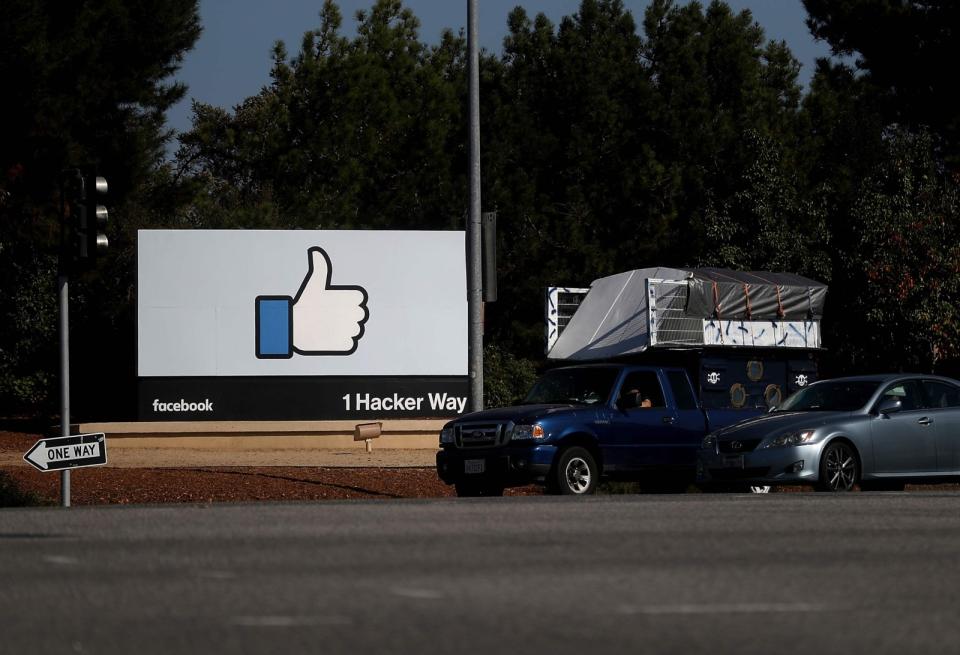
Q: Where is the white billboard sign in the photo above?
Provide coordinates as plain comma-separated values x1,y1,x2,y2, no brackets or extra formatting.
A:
137,230,467,377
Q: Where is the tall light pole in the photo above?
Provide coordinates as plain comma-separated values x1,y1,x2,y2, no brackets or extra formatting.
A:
467,0,483,412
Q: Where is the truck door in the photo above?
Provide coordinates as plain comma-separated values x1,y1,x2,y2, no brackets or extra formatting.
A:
663,369,710,466
609,369,681,470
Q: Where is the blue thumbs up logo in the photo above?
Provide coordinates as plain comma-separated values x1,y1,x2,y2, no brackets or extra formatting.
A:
255,247,369,358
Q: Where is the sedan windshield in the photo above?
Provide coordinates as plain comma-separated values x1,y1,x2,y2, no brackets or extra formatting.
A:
523,368,619,406
776,380,881,412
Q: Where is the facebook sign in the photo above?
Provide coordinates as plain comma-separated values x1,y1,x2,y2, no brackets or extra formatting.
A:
137,230,468,420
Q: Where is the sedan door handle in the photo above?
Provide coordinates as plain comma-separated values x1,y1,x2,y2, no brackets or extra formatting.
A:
917,417,932,426
662,416,675,424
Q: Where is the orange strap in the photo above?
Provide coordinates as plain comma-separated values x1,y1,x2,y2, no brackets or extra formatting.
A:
775,285,785,318
742,283,752,319
712,281,721,320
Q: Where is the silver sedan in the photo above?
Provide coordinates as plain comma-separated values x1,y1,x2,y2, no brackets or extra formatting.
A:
696,374,960,491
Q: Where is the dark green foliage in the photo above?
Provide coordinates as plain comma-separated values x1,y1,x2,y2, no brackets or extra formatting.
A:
798,2,960,374
828,129,960,373
178,0,466,231
0,471,45,507
483,344,539,408
700,130,831,281
0,0,200,417
3,0,960,418
485,1,662,356
803,0,960,166
643,0,807,264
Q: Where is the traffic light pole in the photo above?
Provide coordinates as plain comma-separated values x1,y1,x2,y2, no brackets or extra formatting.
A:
58,272,71,508
55,168,109,507
56,169,80,509
467,0,483,413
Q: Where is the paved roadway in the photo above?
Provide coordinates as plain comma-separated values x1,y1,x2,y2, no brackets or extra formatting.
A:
2,493,959,655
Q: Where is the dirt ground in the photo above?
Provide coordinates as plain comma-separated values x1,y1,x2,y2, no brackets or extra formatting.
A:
0,431,542,505
4,430,956,506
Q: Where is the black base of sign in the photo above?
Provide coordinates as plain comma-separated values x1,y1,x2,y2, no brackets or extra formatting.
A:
139,376,470,421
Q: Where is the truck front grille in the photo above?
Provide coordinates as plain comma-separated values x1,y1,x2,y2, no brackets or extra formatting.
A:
456,422,507,448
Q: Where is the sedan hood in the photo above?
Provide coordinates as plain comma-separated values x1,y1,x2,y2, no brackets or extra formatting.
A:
449,404,578,425
715,410,855,440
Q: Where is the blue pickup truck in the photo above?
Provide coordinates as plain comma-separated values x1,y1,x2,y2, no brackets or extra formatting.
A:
436,357,815,496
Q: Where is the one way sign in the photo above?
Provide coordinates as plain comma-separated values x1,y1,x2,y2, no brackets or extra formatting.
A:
23,433,108,472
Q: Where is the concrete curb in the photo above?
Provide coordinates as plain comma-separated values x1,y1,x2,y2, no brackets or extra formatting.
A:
79,420,445,450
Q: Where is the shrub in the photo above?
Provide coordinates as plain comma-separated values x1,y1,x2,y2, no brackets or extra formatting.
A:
0,471,43,507
483,344,540,408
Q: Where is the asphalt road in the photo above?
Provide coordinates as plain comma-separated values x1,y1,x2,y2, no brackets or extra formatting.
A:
2,493,959,655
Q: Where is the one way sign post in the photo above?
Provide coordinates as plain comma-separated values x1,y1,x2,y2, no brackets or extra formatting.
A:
23,433,108,472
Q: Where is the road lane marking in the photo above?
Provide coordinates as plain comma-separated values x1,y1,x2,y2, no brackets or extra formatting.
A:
43,555,79,565
229,616,352,627
197,570,236,580
390,587,445,600
618,602,836,615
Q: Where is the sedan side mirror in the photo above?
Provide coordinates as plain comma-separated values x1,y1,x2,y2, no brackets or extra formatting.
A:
876,397,903,415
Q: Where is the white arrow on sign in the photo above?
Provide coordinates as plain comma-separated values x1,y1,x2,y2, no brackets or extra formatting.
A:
23,433,108,472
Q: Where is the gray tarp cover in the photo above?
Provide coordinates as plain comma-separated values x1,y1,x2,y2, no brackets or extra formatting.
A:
548,267,826,361
685,268,826,320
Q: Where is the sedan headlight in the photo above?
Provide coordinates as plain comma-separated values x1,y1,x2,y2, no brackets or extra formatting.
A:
511,424,545,440
439,427,455,444
701,433,717,450
762,430,816,448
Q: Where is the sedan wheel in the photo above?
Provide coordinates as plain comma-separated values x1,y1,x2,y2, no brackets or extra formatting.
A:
749,486,772,494
817,441,859,492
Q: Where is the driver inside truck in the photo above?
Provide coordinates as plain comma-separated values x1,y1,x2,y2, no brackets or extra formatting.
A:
623,388,653,409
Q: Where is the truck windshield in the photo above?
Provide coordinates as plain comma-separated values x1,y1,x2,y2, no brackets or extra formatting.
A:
776,380,880,412
523,367,619,406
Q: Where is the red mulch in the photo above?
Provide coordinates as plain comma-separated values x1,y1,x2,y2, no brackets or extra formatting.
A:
1,430,542,505
1,465,480,505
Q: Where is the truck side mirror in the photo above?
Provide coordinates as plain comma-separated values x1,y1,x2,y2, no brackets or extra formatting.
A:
618,392,640,410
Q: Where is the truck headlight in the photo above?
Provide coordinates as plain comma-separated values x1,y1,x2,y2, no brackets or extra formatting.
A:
511,424,545,440
439,427,455,444
763,430,816,448
701,433,717,450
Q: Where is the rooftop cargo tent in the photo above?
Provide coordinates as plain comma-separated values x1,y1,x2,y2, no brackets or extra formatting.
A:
547,267,827,362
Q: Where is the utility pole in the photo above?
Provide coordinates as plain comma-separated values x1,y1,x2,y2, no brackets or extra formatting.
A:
467,0,483,413
57,169,110,507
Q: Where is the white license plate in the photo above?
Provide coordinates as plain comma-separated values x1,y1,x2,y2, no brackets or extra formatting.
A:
723,455,744,469
464,459,485,474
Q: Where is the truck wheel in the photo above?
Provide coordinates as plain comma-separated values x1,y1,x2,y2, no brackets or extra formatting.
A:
455,481,505,497
553,447,598,495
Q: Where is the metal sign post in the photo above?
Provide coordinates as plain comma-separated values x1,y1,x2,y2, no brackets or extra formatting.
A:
58,272,71,506
57,170,80,508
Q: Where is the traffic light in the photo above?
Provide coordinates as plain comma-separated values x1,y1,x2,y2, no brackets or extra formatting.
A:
79,174,109,261
59,169,109,271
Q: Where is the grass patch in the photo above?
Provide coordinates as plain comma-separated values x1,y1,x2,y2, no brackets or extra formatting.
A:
0,471,45,507
597,481,643,494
